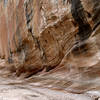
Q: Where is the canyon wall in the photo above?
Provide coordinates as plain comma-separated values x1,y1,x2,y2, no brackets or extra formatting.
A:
0,0,100,77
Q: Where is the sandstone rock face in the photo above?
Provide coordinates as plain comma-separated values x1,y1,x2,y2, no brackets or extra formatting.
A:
0,0,100,99
0,0,100,82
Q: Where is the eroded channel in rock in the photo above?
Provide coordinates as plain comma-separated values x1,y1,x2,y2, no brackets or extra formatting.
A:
0,0,100,100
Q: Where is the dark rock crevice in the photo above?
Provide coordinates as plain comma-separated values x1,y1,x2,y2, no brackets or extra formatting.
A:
91,0,100,32
24,0,47,65
91,0,100,24
71,0,92,41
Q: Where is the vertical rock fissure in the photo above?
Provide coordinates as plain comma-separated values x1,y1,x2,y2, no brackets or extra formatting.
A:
71,0,92,41
24,0,47,63
8,40,13,63
91,0,100,31
28,28,47,62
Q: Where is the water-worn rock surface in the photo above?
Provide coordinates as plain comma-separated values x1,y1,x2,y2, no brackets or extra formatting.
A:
0,58,100,100
0,0,100,99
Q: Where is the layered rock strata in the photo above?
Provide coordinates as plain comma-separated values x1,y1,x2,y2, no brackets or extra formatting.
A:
0,0,99,78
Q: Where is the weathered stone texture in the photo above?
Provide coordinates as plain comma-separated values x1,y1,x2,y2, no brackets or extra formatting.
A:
0,0,99,78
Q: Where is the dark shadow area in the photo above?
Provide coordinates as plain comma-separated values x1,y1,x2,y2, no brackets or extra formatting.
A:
71,0,92,41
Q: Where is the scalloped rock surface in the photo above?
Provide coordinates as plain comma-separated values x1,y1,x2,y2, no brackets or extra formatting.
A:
0,0,100,100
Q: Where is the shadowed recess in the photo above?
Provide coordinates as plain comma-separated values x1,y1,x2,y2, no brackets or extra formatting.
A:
71,0,92,41
91,0,100,31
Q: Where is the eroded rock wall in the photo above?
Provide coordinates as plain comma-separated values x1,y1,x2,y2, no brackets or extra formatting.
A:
0,0,100,77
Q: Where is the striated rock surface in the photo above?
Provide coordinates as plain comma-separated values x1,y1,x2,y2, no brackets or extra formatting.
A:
0,0,100,100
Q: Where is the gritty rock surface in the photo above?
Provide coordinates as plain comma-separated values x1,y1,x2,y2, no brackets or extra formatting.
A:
0,0,100,100
0,0,99,73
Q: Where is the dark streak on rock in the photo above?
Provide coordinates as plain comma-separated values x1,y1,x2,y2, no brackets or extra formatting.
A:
28,27,47,62
24,0,47,63
91,0,100,22
91,0,100,31
7,34,13,63
8,48,13,63
16,26,22,50
71,0,92,41
93,21,100,31
25,1,33,26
